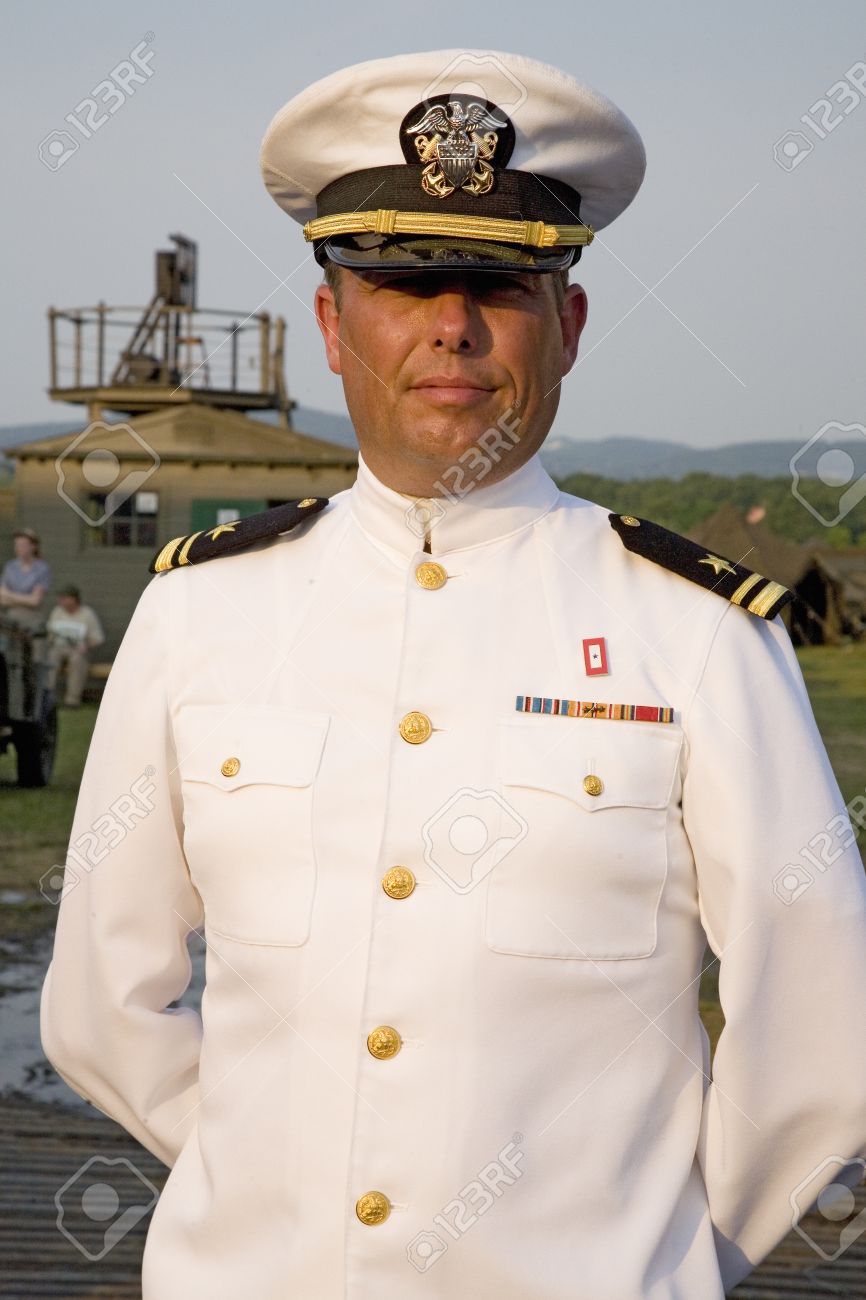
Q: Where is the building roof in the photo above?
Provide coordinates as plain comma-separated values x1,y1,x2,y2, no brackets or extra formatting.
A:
5,403,358,468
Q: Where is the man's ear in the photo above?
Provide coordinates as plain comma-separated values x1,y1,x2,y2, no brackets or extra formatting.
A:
314,283,342,375
560,283,588,375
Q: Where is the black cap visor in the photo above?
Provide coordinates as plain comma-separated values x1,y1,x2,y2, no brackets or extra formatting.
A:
319,233,577,272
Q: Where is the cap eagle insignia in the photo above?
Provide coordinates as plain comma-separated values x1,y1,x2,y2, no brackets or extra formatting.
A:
405,100,508,198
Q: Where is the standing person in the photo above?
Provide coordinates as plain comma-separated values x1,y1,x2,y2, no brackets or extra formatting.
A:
0,526,52,730
46,586,105,708
0,527,52,630
41,51,866,1300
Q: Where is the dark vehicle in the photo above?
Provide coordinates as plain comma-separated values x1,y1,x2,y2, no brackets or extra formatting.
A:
0,616,58,787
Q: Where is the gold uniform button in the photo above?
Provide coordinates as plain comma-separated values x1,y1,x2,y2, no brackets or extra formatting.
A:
620,515,640,527
220,757,241,778
367,1025,402,1059
583,774,604,797
414,561,447,590
399,711,433,744
356,1190,391,1225
382,866,416,899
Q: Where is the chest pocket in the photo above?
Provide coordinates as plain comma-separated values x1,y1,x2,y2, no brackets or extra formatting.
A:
173,706,329,946
484,719,683,960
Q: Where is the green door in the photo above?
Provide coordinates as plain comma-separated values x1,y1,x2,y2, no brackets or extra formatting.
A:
190,499,269,531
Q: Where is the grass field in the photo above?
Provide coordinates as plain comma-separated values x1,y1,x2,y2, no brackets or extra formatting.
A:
702,644,866,1048
796,643,866,806
0,705,99,946
2,646,865,1052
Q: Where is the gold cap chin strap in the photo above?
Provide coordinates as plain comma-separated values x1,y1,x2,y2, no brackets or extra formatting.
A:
303,209,594,250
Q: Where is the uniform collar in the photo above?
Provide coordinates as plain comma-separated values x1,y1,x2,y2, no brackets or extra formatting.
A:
349,449,561,558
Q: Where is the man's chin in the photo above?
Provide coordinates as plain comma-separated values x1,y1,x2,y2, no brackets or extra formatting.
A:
402,404,508,456
400,421,501,467
389,422,533,497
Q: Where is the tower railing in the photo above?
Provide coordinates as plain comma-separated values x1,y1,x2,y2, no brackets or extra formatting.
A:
47,303,289,414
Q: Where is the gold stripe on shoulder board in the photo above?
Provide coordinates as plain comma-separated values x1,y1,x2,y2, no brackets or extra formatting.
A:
178,531,204,566
729,573,762,607
748,580,789,619
153,536,185,574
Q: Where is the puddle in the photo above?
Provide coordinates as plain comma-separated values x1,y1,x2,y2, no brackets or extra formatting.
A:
0,930,206,1107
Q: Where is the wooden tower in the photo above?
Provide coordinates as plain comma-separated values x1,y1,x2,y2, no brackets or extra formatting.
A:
47,233,294,426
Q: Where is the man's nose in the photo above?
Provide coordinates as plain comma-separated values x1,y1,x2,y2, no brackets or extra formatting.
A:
427,290,481,353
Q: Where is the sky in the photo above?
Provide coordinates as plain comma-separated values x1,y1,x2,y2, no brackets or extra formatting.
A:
2,0,865,451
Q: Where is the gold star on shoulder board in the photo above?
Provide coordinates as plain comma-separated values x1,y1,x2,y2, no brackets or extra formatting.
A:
698,553,737,576
207,523,239,540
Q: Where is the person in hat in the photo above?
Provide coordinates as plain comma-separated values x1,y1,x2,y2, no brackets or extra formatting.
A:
42,50,866,1300
0,527,52,631
46,585,105,708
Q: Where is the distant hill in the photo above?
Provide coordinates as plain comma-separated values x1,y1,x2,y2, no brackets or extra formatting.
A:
1,416,863,482
540,435,866,482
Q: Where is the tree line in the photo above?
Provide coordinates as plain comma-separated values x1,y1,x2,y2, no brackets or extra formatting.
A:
556,472,866,550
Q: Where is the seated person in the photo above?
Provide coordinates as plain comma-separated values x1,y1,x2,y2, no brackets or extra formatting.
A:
47,585,106,708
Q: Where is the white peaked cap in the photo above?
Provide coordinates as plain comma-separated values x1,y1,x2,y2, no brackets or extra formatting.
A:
260,49,646,271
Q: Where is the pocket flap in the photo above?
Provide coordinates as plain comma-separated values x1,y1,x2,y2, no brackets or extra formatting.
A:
174,706,329,790
498,717,682,811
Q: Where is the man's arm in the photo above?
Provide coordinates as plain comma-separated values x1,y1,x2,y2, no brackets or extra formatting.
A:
683,607,866,1288
40,575,204,1168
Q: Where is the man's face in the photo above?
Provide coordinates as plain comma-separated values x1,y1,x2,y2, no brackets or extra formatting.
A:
314,266,587,495
59,595,79,613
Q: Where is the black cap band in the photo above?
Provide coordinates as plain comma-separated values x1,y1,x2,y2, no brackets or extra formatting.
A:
313,166,585,271
316,165,583,227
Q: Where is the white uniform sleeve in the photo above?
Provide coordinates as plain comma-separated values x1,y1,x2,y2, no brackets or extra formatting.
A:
40,574,203,1168
683,605,866,1289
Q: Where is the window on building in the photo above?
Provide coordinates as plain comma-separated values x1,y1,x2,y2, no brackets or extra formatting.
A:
85,489,159,547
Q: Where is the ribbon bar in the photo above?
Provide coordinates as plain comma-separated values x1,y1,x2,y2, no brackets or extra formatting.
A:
516,696,674,724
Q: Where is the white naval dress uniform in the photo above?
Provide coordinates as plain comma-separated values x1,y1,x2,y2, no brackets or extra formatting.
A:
41,453,866,1299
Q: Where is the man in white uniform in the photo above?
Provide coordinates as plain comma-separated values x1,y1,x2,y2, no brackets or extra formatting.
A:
41,50,866,1299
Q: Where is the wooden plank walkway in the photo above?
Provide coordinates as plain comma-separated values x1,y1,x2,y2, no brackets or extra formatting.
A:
1,1095,865,1298
0,1098,164,1299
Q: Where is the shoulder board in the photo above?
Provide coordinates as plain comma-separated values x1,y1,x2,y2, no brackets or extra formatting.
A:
608,513,793,620
149,497,328,574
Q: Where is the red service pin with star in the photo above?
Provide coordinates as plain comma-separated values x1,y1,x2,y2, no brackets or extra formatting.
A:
582,637,609,677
